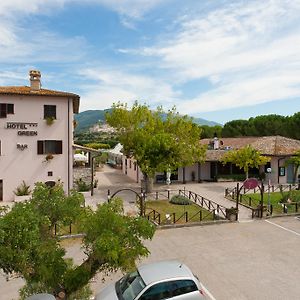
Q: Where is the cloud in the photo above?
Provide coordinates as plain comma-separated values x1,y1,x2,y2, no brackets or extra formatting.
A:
77,67,180,111
130,0,300,113
86,0,167,19
0,0,88,67
177,68,300,114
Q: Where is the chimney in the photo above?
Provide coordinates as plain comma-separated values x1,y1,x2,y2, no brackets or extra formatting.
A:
29,70,41,90
213,133,219,150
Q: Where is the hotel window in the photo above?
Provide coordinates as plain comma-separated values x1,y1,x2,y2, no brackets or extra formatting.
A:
0,103,14,118
44,105,56,119
37,140,62,154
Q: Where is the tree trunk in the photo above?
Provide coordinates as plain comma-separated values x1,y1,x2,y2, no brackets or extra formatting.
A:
245,170,249,179
142,174,153,193
59,256,103,298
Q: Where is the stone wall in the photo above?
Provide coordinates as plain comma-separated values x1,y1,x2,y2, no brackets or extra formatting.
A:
73,167,92,187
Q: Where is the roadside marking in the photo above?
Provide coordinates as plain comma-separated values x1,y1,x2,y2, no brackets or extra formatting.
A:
265,220,300,237
202,283,217,300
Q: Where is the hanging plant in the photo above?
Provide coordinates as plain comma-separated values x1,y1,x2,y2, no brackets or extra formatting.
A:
45,116,55,125
45,153,54,161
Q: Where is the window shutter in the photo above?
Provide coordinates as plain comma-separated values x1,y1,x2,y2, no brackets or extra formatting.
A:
57,141,63,154
7,104,14,114
0,104,7,118
37,141,44,154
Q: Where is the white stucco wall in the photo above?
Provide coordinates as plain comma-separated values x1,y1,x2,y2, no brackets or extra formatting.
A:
122,157,143,183
0,95,74,201
268,156,295,184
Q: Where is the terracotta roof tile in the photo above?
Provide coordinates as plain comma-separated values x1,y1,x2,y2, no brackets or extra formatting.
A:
0,86,80,113
201,136,300,160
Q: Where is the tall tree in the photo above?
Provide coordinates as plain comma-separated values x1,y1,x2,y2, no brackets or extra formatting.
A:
200,125,223,138
0,183,155,299
221,145,270,179
106,102,206,191
222,119,249,137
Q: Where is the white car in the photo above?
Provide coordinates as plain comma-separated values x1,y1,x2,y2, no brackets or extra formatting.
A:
96,260,205,300
25,294,55,300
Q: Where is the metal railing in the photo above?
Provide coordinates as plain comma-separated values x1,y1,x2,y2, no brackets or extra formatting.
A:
179,189,227,219
225,184,299,199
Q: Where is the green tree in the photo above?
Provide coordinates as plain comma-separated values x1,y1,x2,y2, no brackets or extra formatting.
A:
0,183,155,299
200,125,222,138
105,102,206,191
222,119,249,137
287,112,300,140
221,145,270,179
285,150,300,183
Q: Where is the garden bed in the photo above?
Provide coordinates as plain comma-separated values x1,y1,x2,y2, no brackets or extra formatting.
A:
145,200,214,224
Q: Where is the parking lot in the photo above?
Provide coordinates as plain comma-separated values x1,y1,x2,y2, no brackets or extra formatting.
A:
90,216,300,300
1,167,300,299
1,216,300,299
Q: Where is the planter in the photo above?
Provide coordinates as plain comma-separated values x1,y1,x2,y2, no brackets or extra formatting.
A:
14,195,31,202
226,207,238,221
80,191,91,198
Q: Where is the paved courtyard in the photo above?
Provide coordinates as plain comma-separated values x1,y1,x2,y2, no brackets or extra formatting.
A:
87,165,253,220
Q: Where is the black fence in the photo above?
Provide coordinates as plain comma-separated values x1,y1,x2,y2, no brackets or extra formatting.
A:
54,222,75,236
145,188,231,225
225,184,300,218
146,208,217,226
225,184,299,199
179,189,227,219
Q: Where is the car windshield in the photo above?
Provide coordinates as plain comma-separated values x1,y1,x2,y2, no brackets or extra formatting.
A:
116,270,146,300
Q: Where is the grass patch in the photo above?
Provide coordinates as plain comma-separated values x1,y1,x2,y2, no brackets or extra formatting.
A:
241,190,300,214
145,200,214,224
53,222,81,236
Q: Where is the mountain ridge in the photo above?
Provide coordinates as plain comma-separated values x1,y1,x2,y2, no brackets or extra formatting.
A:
74,109,221,132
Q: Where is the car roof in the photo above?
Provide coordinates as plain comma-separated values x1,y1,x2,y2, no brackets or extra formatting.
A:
137,260,195,286
25,294,56,300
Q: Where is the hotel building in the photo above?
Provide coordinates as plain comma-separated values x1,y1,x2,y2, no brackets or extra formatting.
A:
0,70,80,202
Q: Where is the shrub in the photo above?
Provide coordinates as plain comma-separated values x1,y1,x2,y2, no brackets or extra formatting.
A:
170,195,192,205
83,143,110,149
14,181,31,196
75,179,91,192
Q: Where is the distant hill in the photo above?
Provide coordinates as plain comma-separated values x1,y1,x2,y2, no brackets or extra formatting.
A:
75,109,221,132
192,117,221,126
74,109,111,132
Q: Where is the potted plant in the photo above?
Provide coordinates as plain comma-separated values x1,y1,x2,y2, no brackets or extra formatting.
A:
75,179,91,197
14,181,31,202
225,207,238,221
45,153,54,162
45,116,55,125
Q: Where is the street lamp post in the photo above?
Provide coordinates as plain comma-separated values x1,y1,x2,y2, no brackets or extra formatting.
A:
266,167,272,214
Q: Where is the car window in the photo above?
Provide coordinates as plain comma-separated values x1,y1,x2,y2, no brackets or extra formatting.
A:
139,282,172,300
170,280,198,297
117,270,146,300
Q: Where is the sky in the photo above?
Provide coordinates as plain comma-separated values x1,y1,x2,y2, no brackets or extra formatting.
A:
0,0,300,124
